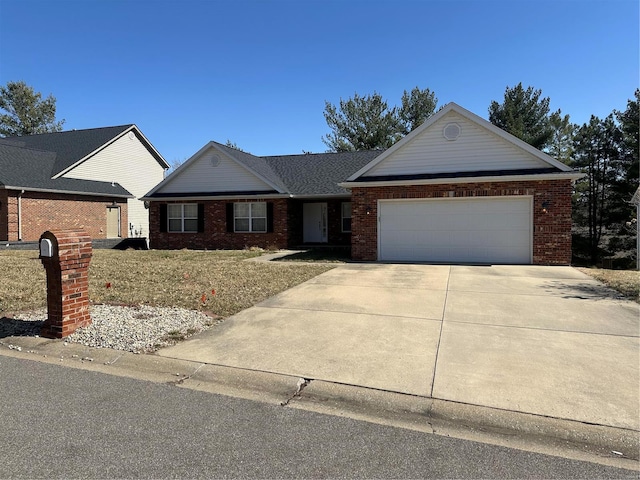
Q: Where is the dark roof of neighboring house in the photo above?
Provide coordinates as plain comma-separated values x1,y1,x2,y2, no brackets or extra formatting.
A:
2,125,133,176
2,124,169,175
0,141,132,197
263,150,384,195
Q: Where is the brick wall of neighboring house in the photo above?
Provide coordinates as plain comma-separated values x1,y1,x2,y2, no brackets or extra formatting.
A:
0,189,8,241
351,179,573,265
149,199,290,250
2,190,128,242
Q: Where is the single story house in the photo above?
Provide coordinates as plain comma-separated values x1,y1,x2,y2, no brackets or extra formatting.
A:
143,103,582,264
0,125,169,242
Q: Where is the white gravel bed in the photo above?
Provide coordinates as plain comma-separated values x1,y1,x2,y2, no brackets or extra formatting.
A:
2,305,218,353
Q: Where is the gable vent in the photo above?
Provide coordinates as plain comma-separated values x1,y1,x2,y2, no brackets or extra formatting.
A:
209,154,221,167
443,122,461,141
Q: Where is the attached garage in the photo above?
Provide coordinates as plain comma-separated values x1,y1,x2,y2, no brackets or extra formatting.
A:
342,103,583,265
378,197,532,264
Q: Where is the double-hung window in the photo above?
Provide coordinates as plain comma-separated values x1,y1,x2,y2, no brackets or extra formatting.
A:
234,202,267,233
167,204,198,233
341,202,352,233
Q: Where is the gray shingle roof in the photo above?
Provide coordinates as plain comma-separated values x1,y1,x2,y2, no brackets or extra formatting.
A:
0,142,131,197
145,145,385,198
263,150,383,195
3,125,134,176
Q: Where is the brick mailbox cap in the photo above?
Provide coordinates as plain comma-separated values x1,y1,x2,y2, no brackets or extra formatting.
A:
39,229,92,260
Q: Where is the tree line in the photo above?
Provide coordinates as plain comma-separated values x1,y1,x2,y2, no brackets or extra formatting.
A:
1,80,637,266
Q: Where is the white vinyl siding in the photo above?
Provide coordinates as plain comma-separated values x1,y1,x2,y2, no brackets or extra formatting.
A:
168,204,198,233
234,202,267,233
158,150,273,194
366,111,549,177
62,130,166,237
378,197,532,264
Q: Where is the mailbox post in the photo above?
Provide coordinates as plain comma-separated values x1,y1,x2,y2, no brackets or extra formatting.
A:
39,230,92,338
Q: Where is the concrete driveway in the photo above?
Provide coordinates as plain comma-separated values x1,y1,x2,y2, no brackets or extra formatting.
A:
159,264,640,431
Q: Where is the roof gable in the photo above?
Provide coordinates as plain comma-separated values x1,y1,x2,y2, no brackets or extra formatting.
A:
144,145,384,199
0,142,131,197
3,125,169,176
348,103,573,181
147,142,284,196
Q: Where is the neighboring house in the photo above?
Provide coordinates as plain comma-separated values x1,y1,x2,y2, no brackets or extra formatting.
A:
0,125,169,242
143,103,583,265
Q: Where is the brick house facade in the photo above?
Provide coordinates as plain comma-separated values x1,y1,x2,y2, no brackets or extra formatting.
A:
0,125,168,243
2,190,128,242
351,179,573,265
144,103,582,265
149,198,351,250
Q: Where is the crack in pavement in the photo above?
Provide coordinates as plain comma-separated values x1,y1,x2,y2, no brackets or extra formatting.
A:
280,377,312,406
167,363,205,386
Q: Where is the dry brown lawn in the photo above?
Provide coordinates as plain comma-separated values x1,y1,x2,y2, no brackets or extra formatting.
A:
578,267,640,302
0,249,334,317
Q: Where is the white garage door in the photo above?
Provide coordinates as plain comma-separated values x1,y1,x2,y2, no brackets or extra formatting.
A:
378,197,532,264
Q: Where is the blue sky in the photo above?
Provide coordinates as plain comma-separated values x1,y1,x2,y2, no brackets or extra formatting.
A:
0,0,637,165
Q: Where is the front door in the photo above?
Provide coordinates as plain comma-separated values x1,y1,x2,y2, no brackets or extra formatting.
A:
303,203,328,243
106,206,121,238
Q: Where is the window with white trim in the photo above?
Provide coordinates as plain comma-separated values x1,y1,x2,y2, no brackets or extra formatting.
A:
168,204,198,232
234,202,267,232
341,202,352,233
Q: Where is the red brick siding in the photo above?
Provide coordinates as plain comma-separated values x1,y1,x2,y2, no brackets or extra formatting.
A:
2,190,128,242
0,190,8,241
351,180,573,265
39,230,92,338
150,199,289,250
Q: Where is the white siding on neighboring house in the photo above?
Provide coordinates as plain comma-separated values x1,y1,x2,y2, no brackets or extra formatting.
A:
63,131,166,238
366,111,549,177
157,149,274,194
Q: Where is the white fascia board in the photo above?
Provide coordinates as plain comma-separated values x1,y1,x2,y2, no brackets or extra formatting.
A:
444,103,575,172
144,141,213,196
52,125,134,179
141,193,290,202
146,141,287,197
289,194,351,199
346,102,574,181
129,125,170,169
52,125,169,178
339,172,585,189
4,185,134,198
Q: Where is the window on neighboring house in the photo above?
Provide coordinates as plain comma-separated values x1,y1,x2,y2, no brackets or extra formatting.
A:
341,202,352,233
167,204,198,232
234,202,267,233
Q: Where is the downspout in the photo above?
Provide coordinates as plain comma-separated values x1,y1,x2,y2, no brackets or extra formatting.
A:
17,189,24,241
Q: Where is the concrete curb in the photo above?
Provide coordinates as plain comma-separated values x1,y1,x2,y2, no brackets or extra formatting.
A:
1,336,638,470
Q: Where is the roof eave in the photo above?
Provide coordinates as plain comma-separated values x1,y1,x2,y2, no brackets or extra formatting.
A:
339,172,585,189
141,193,291,201
2,185,134,198
346,102,575,181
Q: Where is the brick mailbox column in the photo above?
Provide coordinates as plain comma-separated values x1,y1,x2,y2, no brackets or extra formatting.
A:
39,229,92,338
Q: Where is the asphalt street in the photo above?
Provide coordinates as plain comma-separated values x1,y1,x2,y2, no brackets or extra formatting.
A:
0,356,635,479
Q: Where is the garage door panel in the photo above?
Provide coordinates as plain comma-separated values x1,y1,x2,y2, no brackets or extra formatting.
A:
378,197,531,264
